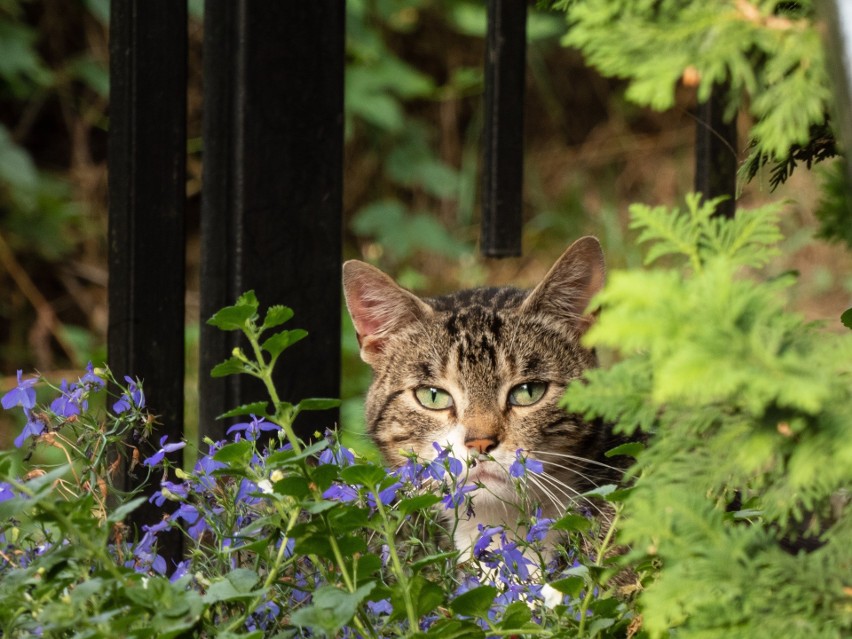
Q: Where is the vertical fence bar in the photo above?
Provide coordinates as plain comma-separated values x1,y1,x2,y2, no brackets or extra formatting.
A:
481,0,527,258
199,1,345,441
819,0,852,188
108,0,187,558
695,84,738,217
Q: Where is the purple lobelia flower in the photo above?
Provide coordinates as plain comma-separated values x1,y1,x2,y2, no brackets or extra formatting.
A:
113,376,145,414
441,482,477,510
2,370,38,411
14,410,45,448
79,362,105,389
143,435,187,467
428,442,464,480
367,481,403,509
226,415,280,441
49,379,88,418
509,449,544,478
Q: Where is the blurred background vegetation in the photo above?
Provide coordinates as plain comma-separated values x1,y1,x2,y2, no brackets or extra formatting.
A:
1,0,850,453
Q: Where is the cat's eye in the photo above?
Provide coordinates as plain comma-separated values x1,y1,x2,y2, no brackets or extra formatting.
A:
414,386,454,410
508,382,547,407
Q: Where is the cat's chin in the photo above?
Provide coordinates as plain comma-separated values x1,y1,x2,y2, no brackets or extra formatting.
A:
464,461,512,489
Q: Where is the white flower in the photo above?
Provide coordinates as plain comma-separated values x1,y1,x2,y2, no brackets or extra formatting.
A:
541,583,563,609
257,479,274,495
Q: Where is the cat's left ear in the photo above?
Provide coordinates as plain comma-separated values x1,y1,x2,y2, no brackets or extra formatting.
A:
342,260,434,365
520,236,605,332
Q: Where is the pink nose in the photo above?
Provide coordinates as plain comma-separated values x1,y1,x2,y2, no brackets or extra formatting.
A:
465,437,498,455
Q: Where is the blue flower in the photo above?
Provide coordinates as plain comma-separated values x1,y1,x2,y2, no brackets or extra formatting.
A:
509,449,544,478
428,442,463,480
367,481,402,509
322,483,358,502
226,415,280,441
14,411,45,448
474,525,503,557
2,370,38,411
173,503,213,540
318,444,355,467
395,457,425,486
497,539,533,581
113,376,145,414
79,362,105,389
0,482,15,502
170,559,191,583
441,482,477,510
367,599,393,616
143,435,187,466
526,508,555,543
49,380,87,418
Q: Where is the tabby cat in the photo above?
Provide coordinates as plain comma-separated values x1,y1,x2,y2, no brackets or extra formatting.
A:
342,237,623,555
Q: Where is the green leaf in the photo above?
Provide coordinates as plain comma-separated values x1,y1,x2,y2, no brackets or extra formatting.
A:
217,401,269,419
106,496,146,523
210,356,249,378
202,569,261,603
604,487,634,502
397,493,441,516
549,576,585,598
261,330,292,359
261,305,294,330
273,475,310,498
551,513,592,533
498,601,532,629
290,582,374,637
391,575,444,621
298,397,341,412
212,441,254,465
425,619,485,639
409,551,457,574
207,292,259,330
449,585,497,617
340,464,386,487
605,441,644,458
842,307,852,330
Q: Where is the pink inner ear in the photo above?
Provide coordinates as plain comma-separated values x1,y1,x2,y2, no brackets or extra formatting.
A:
347,290,389,340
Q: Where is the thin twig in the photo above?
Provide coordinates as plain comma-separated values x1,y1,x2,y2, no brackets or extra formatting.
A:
0,231,80,364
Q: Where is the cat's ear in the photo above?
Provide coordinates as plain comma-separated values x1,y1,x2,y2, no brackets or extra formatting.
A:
342,260,433,365
520,236,605,332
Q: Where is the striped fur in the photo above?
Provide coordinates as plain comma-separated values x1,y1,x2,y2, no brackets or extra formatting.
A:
343,237,622,554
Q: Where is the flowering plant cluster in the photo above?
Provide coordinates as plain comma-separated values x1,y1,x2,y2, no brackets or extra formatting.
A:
0,292,634,638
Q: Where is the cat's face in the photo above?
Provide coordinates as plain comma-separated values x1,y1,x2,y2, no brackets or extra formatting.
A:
343,237,615,523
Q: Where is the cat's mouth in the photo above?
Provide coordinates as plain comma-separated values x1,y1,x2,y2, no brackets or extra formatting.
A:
464,459,509,485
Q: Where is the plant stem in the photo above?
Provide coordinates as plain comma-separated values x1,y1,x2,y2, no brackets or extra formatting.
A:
371,486,419,632
245,328,303,455
577,506,621,636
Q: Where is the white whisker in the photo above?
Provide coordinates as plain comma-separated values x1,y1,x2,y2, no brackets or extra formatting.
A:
524,474,566,513
535,472,608,519
529,449,623,474
532,457,609,487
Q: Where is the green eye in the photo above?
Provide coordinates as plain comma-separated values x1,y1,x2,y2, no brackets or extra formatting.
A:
508,382,547,407
414,387,454,410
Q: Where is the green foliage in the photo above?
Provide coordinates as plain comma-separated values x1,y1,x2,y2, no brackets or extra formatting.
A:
548,0,852,242
815,159,852,249
563,196,852,638
553,1,829,158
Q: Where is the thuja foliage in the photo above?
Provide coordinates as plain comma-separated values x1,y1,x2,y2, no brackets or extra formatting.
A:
563,194,852,638
0,296,634,637
548,0,836,189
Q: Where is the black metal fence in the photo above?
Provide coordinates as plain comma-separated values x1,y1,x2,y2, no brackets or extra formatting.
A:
106,0,738,553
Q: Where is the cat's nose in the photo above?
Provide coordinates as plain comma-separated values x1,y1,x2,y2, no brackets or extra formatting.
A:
465,437,499,455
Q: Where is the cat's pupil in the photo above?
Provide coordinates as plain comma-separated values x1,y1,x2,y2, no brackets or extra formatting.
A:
508,381,547,406
414,386,453,410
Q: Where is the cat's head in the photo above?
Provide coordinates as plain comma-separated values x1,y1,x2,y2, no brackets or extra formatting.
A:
342,237,615,517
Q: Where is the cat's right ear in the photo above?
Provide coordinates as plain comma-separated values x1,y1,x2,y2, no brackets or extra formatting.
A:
342,260,433,365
